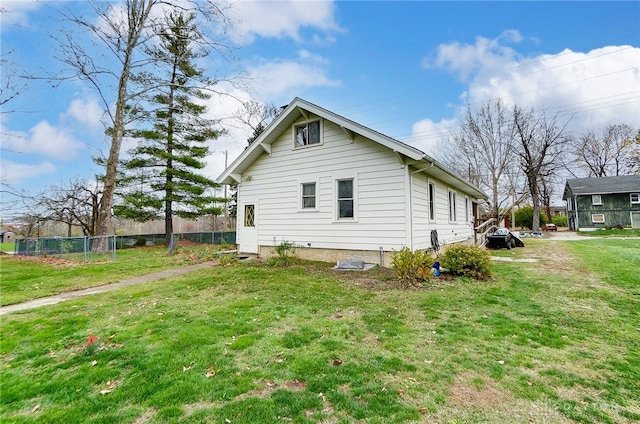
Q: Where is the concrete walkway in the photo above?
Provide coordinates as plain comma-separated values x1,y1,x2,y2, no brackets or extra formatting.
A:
0,261,217,317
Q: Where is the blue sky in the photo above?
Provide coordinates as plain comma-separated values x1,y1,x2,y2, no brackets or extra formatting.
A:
1,1,639,213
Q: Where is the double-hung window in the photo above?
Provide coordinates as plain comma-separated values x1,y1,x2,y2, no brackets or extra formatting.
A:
428,182,435,221
301,182,316,209
592,195,602,206
631,193,640,204
448,190,457,222
337,179,354,219
294,120,321,147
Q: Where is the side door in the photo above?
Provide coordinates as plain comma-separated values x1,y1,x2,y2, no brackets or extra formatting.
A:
239,202,258,253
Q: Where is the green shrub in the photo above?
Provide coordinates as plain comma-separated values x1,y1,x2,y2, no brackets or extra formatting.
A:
269,238,297,266
552,215,568,227
440,244,492,280
515,206,547,229
390,247,434,287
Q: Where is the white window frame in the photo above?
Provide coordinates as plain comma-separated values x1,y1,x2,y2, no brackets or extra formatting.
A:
293,119,322,148
592,194,602,206
334,176,357,222
244,204,255,227
448,189,457,223
428,181,436,222
592,213,605,224
465,196,470,223
299,181,319,211
630,193,640,204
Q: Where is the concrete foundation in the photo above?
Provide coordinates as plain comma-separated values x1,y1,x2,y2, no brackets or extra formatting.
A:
258,245,394,267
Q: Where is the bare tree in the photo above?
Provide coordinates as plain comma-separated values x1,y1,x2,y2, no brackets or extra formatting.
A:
573,124,637,177
35,179,102,237
233,99,280,147
513,106,571,231
50,0,232,251
443,99,521,221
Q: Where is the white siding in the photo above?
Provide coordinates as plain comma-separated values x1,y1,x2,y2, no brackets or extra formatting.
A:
411,173,475,251
238,118,409,252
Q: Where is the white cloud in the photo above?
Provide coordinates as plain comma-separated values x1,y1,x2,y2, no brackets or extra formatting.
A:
416,35,640,154
247,50,341,99
0,1,41,32
227,0,341,44
408,117,458,156
463,45,640,130
423,30,523,81
0,160,56,185
2,121,85,160
63,97,104,129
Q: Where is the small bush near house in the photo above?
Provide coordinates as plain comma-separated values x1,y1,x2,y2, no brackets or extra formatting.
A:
440,244,492,280
391,247,434,287
267,238,297,266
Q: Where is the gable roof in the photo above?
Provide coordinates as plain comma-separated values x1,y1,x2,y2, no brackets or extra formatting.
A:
563,175,640,198
217,98,487,200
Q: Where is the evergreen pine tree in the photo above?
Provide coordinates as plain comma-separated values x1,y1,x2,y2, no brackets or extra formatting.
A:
115,12,223,245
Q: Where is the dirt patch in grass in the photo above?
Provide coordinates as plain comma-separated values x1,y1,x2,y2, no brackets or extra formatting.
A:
447,373,512,410
236,379,308,400
132,407,157,424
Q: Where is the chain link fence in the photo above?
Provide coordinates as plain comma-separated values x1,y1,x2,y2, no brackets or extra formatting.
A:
15,235,116,262
168,231,236,254
14,232,236,261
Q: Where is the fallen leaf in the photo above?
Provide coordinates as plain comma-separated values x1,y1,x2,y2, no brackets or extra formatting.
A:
331,359,343,366
498,360,505,365
183,361,195,372
32,404,40,413
90,360,98,366
205,366,215,378
419,407,427,414
99,389,112,395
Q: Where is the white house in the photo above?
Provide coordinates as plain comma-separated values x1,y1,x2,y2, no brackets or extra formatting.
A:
217,98,487,265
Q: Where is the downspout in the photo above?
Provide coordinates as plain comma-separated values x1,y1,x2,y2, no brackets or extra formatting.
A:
574,195,579,231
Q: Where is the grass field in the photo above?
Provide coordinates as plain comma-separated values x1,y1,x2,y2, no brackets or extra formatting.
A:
0,244,228,306
1,239,639,423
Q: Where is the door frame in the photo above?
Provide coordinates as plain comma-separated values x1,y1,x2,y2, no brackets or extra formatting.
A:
239,201,259,254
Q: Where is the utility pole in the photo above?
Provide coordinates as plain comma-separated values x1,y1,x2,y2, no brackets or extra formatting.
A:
223,150,228,230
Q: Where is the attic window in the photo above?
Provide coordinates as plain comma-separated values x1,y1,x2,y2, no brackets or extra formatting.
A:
294,120,321,147
631,193,640,204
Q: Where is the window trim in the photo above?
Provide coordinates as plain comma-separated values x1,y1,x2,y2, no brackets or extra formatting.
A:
631,193,640,204
465,196,470,224
591,213,605,224
293,119,322,149
592,194,602,206
428,181,436,222
334,176,358,222
448,189,457,223
298,180,319,212
244,204,255,227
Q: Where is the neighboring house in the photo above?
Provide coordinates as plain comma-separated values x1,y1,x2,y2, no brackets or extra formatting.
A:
563,175,640,231
0,230,15,243
217,98,487,265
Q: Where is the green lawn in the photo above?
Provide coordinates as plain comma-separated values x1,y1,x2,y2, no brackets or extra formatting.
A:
0,245,227,306
1,239,639,423
0,242,15,253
